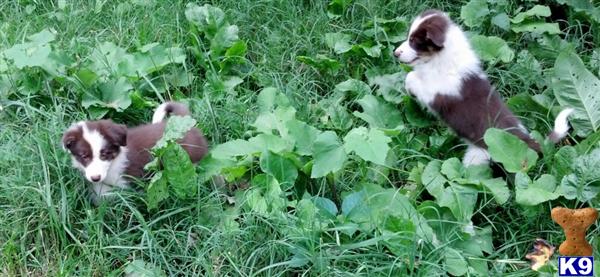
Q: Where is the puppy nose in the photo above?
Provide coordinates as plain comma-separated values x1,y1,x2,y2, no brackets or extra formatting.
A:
90,175,101,182
394,48,402,57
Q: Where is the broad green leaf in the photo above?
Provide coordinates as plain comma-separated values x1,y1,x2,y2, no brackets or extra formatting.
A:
511,5,551,24
124,260,166,277
259,151,298,189
381,216,417,256
197,155,236,182
250,174,286,213
27,28,57,45
154,115,197,150
491,13,510,30
552,146,577,180
470,35,514,63
222,75,243,95
334,78,371,97
296,199,319,224
367,72,405,104
353,95,403,130
3,42,51,69
322,102,354,130
483,128,538,173
146,172,168,210
481,178,510,205
248,134,293,153
460,0,490,27
342,184,435,241
2,29,66,75
422,160,446,199
515,172,559,206
511,50,545,89
557,148,600,202
438,184,478,221
252,106,296,137
441,158,464,181
576,131,600,154
311,131,347,178
129,44,185,76
507,94,548,116
327,0,352,18
88,42,132,77
362,16,408,43
341,190,368,217
225,39,247,58
356,43,381,58
81,77,133,114
256,87,290,114
185,3,226,36
286,119,321,156
163,143,197,198
313,197,338,218
325,32,353,54
509,5,560,35
218,164,247,182
296,55,340,75
245,189,268,214
211,139,258,160
465,164,492,181
511,22,561,35
211,25,239,54
445,249,469,276
552,51,600,137
343,127,391,165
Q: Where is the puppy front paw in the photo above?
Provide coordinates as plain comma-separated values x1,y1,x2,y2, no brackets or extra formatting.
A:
404,72,419,97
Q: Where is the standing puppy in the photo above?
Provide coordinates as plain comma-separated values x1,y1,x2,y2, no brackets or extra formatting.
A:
62,102,208,202
393,10,573,166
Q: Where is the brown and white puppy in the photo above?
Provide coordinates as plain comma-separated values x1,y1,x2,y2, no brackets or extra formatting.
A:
393,10,573,166
62,102,208,202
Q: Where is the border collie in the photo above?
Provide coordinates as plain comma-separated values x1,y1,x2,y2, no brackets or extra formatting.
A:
393,10,573,166
62,102,208,202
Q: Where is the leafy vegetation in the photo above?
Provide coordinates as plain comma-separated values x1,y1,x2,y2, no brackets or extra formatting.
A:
1,0,599,276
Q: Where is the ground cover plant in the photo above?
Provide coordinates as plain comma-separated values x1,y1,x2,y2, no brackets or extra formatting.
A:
1,0,599,275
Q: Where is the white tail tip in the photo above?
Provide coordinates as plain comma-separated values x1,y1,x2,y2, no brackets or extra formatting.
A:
551,108,574,142
152,103,170,124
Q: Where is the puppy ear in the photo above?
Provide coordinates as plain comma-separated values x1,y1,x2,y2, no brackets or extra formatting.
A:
105,123,127,146
423,16,447,48
426,26,445,48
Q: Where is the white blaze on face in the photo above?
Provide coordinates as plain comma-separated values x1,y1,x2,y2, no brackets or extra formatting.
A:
81,124,111,182
394,13,437,64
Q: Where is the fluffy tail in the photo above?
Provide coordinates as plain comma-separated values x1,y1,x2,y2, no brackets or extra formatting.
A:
152,102,191,124
548,108,574,143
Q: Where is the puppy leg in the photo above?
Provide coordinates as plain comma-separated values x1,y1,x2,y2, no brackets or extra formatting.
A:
404,71,418,97
463,144,490,166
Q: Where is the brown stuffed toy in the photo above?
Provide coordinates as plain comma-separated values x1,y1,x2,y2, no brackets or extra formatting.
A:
551,207,598,256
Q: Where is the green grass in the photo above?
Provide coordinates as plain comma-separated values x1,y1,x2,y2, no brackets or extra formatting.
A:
1,0,599,276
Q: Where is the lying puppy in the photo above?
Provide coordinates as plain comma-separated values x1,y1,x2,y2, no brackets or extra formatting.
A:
62,102,208,202
393,10,573,166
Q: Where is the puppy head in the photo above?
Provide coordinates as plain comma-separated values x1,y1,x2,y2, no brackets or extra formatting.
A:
62,120,127,183
394,10,449,65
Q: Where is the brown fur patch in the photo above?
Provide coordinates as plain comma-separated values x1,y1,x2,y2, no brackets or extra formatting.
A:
431,74,541,151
